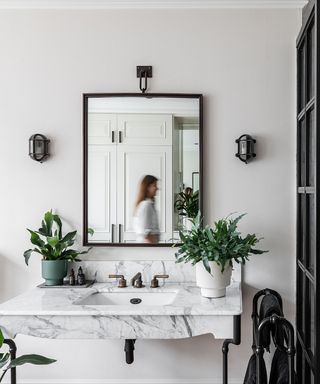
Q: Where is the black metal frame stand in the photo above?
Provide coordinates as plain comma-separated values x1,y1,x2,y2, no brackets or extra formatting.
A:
251,288,283,353
256,315,296,384
222,315,241,384
3,339,17,384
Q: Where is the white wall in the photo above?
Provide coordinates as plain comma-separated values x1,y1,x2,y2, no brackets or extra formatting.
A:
0,8,300,384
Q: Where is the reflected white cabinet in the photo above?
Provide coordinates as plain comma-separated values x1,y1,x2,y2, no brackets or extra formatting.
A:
88,145,117,242
88,113,173,243
88,113,116,145
117,114,172,146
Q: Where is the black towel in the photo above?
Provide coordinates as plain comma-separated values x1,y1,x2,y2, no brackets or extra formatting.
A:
259,294,284,351
243,353,267,384
269,348,288,384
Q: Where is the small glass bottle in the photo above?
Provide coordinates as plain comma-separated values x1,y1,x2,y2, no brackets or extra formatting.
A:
69,269,75,286
77,266,86,285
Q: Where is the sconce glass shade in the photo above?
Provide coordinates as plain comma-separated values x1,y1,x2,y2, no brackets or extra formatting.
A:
29,134,50,163
235,134,256,164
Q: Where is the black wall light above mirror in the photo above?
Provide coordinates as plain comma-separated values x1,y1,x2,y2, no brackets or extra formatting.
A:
137,66,152,94
29,134,50,163
235,134,256,164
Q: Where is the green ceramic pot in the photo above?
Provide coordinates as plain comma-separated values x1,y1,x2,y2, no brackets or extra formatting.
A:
41,260,68,286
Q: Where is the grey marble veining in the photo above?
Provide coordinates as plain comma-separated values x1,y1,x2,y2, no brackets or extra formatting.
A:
0,262,242,340
75,260,196,284
72,260,241,284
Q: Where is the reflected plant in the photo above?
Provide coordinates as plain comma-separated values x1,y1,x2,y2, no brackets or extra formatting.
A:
0,329,56,382
174,188,199,219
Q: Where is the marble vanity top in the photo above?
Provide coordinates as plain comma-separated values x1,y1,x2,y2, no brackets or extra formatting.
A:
0,282,241,317
0,262,242,340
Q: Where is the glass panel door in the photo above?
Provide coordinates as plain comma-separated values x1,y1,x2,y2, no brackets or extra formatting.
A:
296,1,318,383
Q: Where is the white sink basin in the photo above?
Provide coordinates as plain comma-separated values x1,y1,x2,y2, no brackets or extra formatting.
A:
75,291,177,306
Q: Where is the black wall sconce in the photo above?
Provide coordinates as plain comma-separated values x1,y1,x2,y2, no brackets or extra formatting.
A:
235,134,256,164
29,134,50,163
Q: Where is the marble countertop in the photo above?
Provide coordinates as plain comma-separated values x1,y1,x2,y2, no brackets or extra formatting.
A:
0,282,242,317
0,279,242,339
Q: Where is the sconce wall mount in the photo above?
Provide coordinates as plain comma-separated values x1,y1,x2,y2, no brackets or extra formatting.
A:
29,134,50,163
235,134,256,164
137,66,152,94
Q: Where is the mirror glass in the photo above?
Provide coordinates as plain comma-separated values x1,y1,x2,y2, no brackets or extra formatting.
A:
84,94,202,246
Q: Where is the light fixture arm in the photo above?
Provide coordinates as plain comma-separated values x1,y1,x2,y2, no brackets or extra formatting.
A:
137,66,152,94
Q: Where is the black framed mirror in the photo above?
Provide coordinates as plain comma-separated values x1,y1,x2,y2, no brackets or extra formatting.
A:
83,93,203,246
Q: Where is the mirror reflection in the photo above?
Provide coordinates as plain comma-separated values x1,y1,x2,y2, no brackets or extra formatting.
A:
84,94,202,245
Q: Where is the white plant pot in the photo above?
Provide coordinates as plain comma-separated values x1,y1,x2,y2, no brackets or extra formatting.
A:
196,261,232,298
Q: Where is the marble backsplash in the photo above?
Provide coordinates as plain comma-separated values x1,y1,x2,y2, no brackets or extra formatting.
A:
70,260,241,284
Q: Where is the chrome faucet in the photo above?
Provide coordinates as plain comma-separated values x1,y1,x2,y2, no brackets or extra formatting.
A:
131,272,145,288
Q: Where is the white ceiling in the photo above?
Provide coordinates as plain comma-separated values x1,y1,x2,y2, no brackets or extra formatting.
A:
0,0,308,9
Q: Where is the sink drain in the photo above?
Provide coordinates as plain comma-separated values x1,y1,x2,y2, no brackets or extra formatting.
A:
130,298,142,304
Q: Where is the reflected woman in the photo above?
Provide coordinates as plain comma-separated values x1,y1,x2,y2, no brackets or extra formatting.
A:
134,175,160,244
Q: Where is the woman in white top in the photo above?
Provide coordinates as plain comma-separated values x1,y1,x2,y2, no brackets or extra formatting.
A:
134,175,160,244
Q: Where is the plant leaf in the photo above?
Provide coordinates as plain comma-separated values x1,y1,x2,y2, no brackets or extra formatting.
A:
52,214,62,239
61,231,77,244
23,249,34,266
27,230,45,248
87,228,94,236
0,353,10,369
7,355,56,369
0,329,3,348
37,211,53,237
202,258,211,274
47,236,60,248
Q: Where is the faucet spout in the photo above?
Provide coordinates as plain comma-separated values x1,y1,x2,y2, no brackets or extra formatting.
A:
131,272,144,288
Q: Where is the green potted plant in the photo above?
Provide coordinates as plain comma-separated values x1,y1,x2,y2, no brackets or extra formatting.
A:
23,210,92,286
0,329,56,382
174,188,199,230
175,213,267,298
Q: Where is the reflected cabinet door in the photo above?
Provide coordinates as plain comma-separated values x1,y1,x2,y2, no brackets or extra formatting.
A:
88,114,173,243
88,145,117,242
117,145,173,243
88,113,117,145
117,114,172,146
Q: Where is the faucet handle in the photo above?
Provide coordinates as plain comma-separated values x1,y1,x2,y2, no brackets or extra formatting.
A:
150,274,169,288
109,274,127,288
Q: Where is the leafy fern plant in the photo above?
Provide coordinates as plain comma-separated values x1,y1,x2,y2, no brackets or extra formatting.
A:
175,213,267,273
174,188,199,219
23,210,91,265
0,329,56,382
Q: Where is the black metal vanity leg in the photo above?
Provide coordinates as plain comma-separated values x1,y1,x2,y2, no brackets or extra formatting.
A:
4,339,17,384
124,339,136,364
222,315,241,384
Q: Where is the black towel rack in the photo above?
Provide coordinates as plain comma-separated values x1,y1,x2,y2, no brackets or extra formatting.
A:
251,288,283,352
256,314,296,384
248,288,296,384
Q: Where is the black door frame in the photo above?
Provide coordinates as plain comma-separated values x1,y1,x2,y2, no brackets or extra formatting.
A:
296,1,319,382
